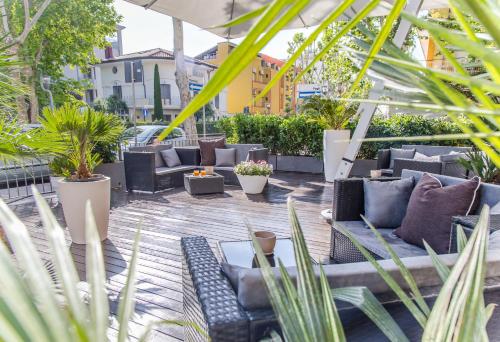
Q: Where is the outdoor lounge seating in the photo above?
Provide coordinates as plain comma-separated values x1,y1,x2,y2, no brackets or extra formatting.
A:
330,170,500,263
181,235,500,341
123,143,268,192
377,144,472,177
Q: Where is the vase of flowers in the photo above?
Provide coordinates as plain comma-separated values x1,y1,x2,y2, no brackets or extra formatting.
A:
234,160,273,194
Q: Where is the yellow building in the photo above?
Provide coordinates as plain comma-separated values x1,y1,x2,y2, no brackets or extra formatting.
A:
196,42,289,114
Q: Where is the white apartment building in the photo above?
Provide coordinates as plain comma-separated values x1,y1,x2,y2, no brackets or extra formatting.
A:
93,48,227,122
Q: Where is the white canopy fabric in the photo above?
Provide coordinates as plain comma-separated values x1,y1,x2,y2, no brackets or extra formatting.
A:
125,0,449,38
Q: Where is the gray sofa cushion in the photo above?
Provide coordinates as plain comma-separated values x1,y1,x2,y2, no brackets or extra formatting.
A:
160,148,181,168
403,144,471,156
129,143,172,168
155,165,196,175
363,177,414,228
390,148,415,168
214,166,235,172
335,221,427,259
215,148,236,166
226,144,264,164
228,250,500,310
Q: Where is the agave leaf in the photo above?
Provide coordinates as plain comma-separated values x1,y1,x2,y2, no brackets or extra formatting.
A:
0,296,31,341
459,0,500,48
117,224,142,342
294,0,382,83
85,201,109,342
422,206,491,341
319,266,345,342
0,191,70,341
423,241,451,283
32,188,89,334
333,287,409,342
246,219,305,341
288,197,326,341
0,232,51,342
158,0,307,141
139,319,209,342
207,5,268,29
456,226,468,254
361,215,430,316
255,0,358,102
336,222,428,327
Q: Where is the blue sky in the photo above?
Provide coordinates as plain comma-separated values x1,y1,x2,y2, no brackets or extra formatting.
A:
114,0,310,59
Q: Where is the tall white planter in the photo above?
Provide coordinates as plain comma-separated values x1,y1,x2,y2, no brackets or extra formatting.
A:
58,176,111,244
237,175,269,194
323,129,350,182
50,176,64,195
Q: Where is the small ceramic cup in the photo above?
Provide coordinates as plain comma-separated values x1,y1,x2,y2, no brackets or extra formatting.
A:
370,169,382,178
254,231,276,255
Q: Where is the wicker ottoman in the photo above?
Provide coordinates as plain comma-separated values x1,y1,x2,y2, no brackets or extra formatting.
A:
184,172,224,195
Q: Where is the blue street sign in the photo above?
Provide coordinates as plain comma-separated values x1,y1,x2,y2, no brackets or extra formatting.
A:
189,82,203,92
298,90,321,98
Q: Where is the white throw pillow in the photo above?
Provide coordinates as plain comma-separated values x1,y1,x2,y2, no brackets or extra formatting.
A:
160,148,182,168
413,152,440,162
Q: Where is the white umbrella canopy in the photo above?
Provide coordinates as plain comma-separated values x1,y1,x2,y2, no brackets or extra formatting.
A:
125,0,449,38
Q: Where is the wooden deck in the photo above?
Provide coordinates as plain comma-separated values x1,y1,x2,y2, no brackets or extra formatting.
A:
11,172,333,341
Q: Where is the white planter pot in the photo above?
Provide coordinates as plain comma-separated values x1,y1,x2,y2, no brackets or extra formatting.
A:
58,176,110,244
50,176,64,195
323,129,350,182
237,174,269,194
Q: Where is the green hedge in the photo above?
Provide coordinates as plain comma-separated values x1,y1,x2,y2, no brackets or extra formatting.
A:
215,113,470,159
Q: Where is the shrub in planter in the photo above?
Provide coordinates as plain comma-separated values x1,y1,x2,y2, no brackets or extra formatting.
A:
40,104,124,244
234,160,273,194
458,150,499,184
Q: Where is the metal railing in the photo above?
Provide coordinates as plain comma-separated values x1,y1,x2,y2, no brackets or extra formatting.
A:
0,157,54,203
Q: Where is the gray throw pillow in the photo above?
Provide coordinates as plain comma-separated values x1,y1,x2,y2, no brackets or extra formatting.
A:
129,144,172,168
363,177,414,228
160,148,181,168
489,230,500,250
215,148,236,167
390,148,416,168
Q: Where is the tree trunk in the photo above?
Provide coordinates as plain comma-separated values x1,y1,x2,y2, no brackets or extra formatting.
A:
172,17,197,138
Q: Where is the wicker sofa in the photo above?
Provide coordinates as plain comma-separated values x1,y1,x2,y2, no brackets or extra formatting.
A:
377,145,472,177
123,143,266,192
182,237,500,341
330,170,500,263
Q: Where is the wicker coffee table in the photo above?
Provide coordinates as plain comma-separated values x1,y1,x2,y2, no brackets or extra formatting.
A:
184,172,224,195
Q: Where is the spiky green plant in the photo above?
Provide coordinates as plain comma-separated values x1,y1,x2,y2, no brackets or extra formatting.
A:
0,188,205,341
39,104,124,179
458,150,499,184
249,198,493,341
300,95,357,130
157,0,499,168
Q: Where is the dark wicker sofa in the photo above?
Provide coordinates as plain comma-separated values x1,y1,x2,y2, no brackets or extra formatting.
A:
124,143,267,192
330,169,500,263
182,236,500,341
377,145,471,177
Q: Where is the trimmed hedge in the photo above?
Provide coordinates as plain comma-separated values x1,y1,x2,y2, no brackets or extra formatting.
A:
215,113,470,159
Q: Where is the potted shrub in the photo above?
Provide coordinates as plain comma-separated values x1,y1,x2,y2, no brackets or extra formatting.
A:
301,96,356,182
234,160,273,194
40,104,124,244
48,156,74,194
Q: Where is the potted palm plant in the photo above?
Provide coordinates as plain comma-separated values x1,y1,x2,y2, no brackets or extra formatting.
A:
301,96,356,182
40,104,124,244
234,160,273,194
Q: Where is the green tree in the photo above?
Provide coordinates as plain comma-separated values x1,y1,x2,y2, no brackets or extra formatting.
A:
4,0,120,121
153,64,163,121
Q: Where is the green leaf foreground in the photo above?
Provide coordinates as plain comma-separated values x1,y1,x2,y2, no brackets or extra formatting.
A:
0,188,200,341
157,0,499,168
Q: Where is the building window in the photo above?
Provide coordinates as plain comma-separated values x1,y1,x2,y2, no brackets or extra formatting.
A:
85,89,95,103
214,94,219,109
160,84,171,101
112,85,122,99
124,60,143,83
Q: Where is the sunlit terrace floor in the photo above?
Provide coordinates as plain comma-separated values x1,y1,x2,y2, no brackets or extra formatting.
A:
11,172,334,341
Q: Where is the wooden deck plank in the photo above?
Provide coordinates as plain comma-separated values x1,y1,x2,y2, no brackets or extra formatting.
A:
10,172,333,341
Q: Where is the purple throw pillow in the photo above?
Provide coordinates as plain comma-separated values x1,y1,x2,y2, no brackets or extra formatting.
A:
199,138,225,166
395,173,480,253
